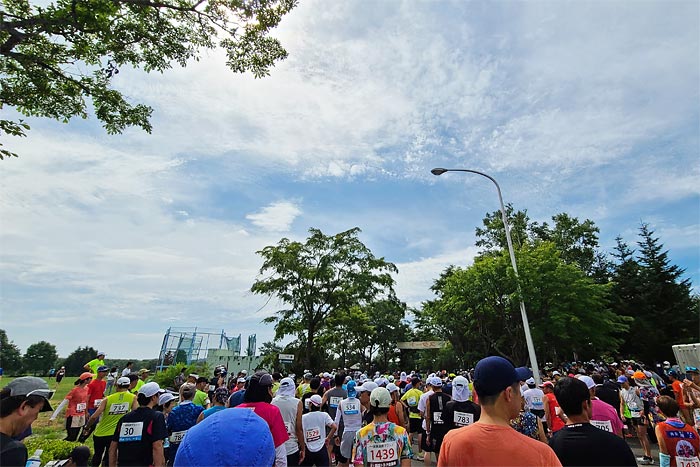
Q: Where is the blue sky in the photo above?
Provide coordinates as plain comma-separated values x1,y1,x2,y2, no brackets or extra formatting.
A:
1,0,698,359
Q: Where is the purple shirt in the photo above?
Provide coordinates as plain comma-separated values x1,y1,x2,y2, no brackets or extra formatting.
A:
591,398,624,436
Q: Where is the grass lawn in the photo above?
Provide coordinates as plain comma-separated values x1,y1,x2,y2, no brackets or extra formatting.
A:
2,376,96,454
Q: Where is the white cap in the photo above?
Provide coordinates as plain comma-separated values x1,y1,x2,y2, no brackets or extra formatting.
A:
577,375,595,389
138,382,161,397
116,376,131,386
159,393,176,406
552,371,561,376
386,383,399,393
309,394,323,406
241,370,248,375
362,381,379,392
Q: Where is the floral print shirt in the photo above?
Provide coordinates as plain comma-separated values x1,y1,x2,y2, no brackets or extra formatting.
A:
352,421,412,467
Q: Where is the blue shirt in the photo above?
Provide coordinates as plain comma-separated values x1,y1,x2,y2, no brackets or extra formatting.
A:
228,390,246,408
167,401,203,433
201,405,226,419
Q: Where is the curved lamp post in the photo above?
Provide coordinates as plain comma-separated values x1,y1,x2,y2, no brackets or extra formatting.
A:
431,167,541,384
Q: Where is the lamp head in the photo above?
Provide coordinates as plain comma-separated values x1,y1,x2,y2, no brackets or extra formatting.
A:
431,168,448,176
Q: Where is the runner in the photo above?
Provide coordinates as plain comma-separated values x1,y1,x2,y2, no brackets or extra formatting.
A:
576,375,624,437
167,383,203,464
510,396,547,442
227,378,247,408
192,377,209,408
55,366,66,386
399,377,423,460
322,373,348,465
549,377,635,466
121,362,133,377
334,380,364,467
655,395,700,467
619,375,654,464
105,367,119,395
683,367,700,430
351,387,412,467
272,377,306,466
541,380,566,435
668,370,692,424
86,366,109,417
523,377,546,421
50,372,92,441
437,356,561,467
236,371,289,467
0,377,54,467
195,387,227,423
131,369,150,395
109,382,167,467
417,377,435,466
442,375,480,431
301,395,336,466
84,351,106,375
425,377,451,458
85,376,135,467
385,383,406,430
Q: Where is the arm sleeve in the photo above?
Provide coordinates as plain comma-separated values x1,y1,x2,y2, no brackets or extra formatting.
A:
274,444,287,467
50,398,69,420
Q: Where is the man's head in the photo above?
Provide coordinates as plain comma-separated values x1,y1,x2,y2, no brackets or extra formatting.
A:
116,376,131,391
97,351,106,359
576,375,596,398
335,373,345,387
539,381,554,393
687,366,700,383
356,385,371,405
473,356,528,419
195,377,208,390
244,371,274,404
181,383,196,401
429,376,443,392
551,370,561,381
96,366,109,380
125,361,133,369
308,394,323,412
127,373,139,390
411,376,420,388
138,369,150,381
617,375,629,388
656,395,679,419
137,382,162,407
554,377,591,419
0,377,54,435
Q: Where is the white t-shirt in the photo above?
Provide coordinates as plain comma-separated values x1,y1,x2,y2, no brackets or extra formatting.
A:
302,411,334,453
335,397,363,432
418,390,434,430
121,368,131,377
523,388,545,412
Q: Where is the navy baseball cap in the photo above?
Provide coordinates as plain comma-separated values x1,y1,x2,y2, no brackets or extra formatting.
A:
474,356,531,397
174,408,274,466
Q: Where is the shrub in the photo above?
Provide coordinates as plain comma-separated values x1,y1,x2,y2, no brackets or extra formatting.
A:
24,438,89,464
152,362,209,391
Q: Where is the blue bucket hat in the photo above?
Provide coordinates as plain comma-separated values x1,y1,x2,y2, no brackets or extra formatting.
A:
173,408,274,466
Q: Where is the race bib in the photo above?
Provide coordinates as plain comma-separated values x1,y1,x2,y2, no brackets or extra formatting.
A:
209,385,215,392
76,402,86,413
432,411,444,424
677,456,700,467
368,442,398,465
109,402,130,415
119,422,143,442
170,430,187,443
591,420,613,432
305,427,321,442
330,396,342,408
407,397,417,406
453,411,473,426
285,422,293,436
94,399,103,407
531,397,544,409
344,402,359,415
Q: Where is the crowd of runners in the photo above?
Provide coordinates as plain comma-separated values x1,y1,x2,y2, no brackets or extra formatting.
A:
2,350,700,467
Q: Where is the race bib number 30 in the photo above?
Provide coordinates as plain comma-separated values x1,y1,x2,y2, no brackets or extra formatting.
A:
119,422,143,442
590,420,613,432
454,411,474,426
109,402,130,415
368,442,398,466
305,427,321,442
677,456,700,467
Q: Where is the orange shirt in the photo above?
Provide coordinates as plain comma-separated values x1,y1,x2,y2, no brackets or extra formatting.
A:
437,423,562,467
672,380,685,407
65,386,89,417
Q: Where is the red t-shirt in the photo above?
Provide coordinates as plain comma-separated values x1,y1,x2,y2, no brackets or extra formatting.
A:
546,393,565,432
236,402,290,448
87,379,107,410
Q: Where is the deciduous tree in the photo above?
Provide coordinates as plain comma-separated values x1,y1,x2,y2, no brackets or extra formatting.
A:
0,329,23,374
23,340,58,375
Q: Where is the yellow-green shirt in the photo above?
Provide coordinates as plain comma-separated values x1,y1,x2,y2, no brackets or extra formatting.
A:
401,388,423,419
86,358,105,375
193,389,208,407
131,379,145,394
94,390,135,437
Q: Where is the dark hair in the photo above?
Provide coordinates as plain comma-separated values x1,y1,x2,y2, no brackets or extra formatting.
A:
335,373,346,387
478,382,519,407
137,393,154,406
411,377,419,387
656,395,679,418
110,367,117,372
272,372,281,381
244,379,272,403
126,362,133,366
128,374,139,382
591,373,603,385
196,377,208,384
310,378,321,390
369,406,390,416
554,377,590,416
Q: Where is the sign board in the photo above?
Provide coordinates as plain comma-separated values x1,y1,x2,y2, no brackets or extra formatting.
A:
396,341,446,350
278,353,295,362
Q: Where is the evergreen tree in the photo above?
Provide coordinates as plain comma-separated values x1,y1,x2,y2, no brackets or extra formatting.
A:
0,329,23,374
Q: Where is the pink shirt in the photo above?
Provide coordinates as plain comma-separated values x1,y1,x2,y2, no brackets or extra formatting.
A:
237,402,290,448
591,398,624,436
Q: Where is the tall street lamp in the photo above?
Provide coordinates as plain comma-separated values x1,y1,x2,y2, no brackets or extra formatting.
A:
431,167,541,383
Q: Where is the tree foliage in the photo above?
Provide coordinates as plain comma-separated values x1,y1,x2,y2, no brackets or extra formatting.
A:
60,345,98,375
251,227,398,370
0,329,23,374
23,340,58,375
0,0,297,158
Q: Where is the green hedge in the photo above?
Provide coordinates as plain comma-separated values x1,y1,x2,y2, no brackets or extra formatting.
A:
24,438,89,465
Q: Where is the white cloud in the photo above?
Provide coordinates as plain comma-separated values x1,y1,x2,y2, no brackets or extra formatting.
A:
246,201,302,232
